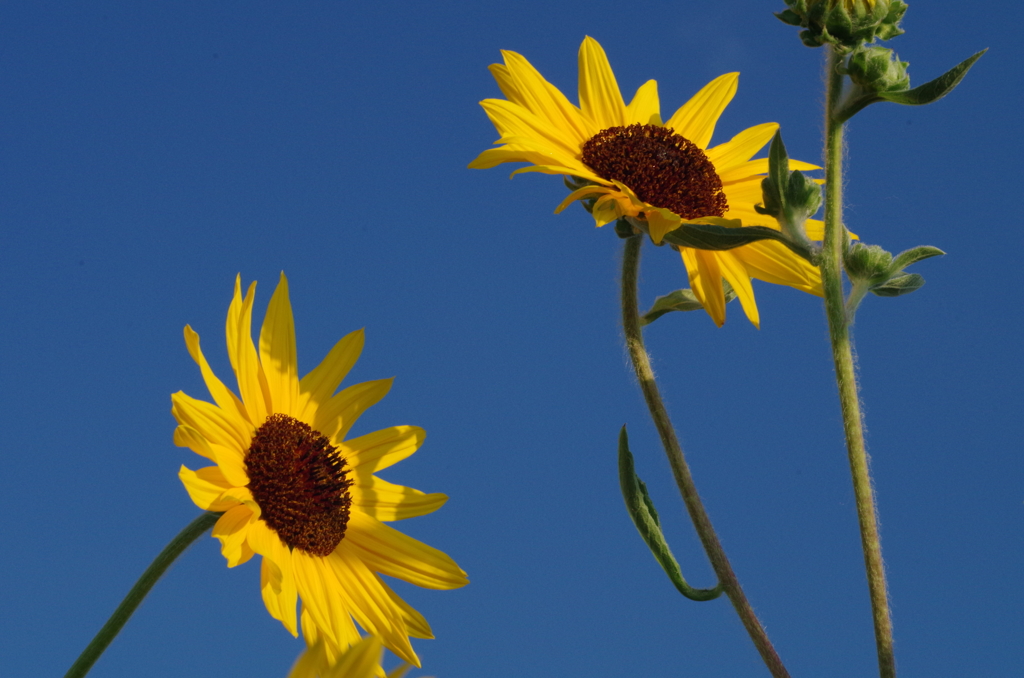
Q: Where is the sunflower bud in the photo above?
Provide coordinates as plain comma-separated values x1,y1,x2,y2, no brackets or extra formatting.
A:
845,45,910,93
776,0,907,50
844,241,893,285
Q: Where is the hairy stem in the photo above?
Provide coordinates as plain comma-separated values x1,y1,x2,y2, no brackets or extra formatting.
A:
822,48,896,678
64,512,221,678
620,235,789,678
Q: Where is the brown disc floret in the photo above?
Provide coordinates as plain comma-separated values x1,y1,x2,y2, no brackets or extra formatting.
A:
581,123,728,220
245,413,353,556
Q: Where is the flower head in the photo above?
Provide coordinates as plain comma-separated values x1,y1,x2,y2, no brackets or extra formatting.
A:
172,274,467,667
470,37,824,327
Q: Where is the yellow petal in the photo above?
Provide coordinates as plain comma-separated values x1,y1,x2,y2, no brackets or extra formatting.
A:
327,544,417,666
664,73,738,150
346,512,468,590
212,504,256,567
734,240,823,295
233,279,270,425
259,272,299,417
314,378,394,444
296,328,364,424
351,475,448,521
488,63,521,105
716,249,761,328
554,184,617,215
342,426,426,476
680,248,727,327
718,157,819,184
500,49,593,145
625,79,661,126
324,636,383,678
260,552,299,637
705,122,778,176
251,521,298,636
577,36,626,128
178,464,236,512
378,578,433,640
645,207,683,245
183,325,249,425
479,99,583,159
292,552,353,649
171,395,251,453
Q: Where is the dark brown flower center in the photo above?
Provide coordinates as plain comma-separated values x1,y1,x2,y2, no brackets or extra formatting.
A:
580,123,727,220
245,413,352,557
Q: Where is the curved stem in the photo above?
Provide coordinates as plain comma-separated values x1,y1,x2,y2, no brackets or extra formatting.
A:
822,48,896,678
620,235,790,678
64,512,221,678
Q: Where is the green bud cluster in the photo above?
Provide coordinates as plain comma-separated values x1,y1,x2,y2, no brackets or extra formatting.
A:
843,239,944,299
776,0,907,50
844,45,910,93
754,131,821,258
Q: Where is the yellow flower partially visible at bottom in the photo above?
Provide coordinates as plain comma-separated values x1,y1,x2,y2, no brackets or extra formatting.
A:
172,273,468,668
288,636,413,678
470,36,827,327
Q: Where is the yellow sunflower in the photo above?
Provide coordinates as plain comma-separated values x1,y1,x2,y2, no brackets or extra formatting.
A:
469,36,825,327
172,273,467,668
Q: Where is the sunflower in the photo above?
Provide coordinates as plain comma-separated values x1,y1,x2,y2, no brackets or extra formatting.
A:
469,36,826,327
172,273,467,668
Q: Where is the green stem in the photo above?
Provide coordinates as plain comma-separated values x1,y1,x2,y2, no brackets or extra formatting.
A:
845,279,870,322
64,512,221,678
822,48,896,678
620,235,790,678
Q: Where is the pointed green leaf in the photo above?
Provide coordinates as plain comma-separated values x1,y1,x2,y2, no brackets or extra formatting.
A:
879,50,987,106
661,222,815,262
617,427,722,602
890,245,945,274
768,129,789,212
641,286,738,326
871,273,925,297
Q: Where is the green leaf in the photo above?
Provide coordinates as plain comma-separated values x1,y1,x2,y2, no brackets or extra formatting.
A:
661,222,815,262
871,273,925,297
768,129,789,212
889,245,945,274
879,50,987,106
618,427,722,602
641,285,738,326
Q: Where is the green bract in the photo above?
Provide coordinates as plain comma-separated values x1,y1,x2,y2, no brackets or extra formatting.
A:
776,0,907,50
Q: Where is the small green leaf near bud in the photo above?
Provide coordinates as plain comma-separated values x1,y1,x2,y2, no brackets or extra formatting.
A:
835,49,986,122
890,245,945,273
640,284,738,326
878,50,987,106
871,272,925,296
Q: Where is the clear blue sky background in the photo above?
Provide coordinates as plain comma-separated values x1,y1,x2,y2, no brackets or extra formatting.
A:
2,2,1020,676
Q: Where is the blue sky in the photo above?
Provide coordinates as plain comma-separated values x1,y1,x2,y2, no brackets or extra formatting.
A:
1,1,1021,676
